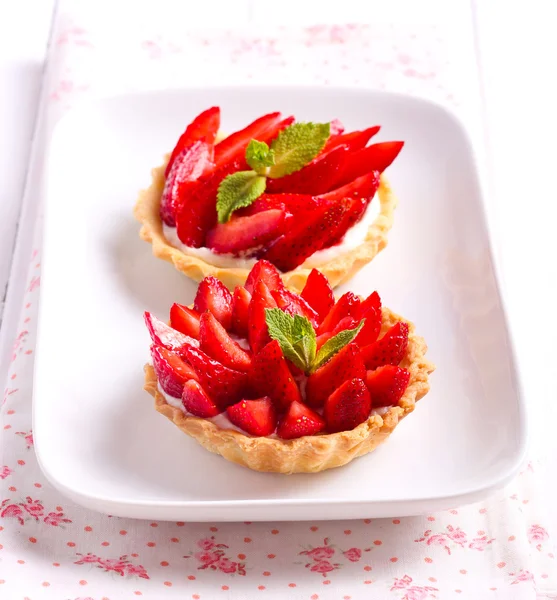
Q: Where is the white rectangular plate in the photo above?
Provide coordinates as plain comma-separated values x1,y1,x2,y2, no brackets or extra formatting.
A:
35,87,527,521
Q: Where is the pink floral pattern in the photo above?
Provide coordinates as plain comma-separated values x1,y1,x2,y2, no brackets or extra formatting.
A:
74,553,149,579
414,525,494,555
391,575,439,599
0,466,13,479
299,537,368,576
1,497,72,527
184,536,246,575
16,430,34,448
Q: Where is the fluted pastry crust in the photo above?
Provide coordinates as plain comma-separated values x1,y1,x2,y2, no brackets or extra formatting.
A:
134,154,397,291
143,307,434,474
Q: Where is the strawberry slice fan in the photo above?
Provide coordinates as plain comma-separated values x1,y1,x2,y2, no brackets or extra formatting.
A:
142,260,435,474
134,107,403,291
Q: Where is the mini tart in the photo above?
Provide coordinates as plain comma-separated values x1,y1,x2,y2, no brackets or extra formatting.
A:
143,307,433,474
134,154,396,292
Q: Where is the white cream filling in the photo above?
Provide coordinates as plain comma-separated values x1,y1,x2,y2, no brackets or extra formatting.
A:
162,195,380,270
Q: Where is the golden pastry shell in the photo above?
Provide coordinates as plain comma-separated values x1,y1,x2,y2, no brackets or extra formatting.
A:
134,154,397,291
143,307,434,474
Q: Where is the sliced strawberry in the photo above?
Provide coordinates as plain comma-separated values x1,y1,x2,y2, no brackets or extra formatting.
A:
271,287,319,329
182,379,221,418
315,316,358,350
245,260,284,294
247,280,277,353
356,292,382,346
325,378,371,433
206,209,286,254
151,344,198,398
213,112,284,168
193,276,233,330
335,141,404,187
306,343,366,408
323,125,380,152
165,106,220,177
250,339,303,410
265,145,348,195
277,401,325,440
317,292,361,335
176,158,242,247
366,365,410,407
262,197,350,272
226,397,277,436
182,345,249,409
329,118,345,136
320,171,381,203
170,303,201,339
144,311,199,351
199,311,252,372
240,193,324,219
160,140,214,227
361,322,409,370
301,268,335,322
231,286,251,337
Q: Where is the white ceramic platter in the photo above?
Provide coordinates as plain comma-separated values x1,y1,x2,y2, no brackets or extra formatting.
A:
34,87,527,521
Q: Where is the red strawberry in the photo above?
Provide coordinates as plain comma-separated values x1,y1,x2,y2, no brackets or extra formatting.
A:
241,193,323,219
176,158,242,247
165,106,220,177
301,269,335,322
144,311,199,351
231,286,251,337
323,125,380,152
324,378,371,433
365,365,410,407
193,276,233,330
356,292,382,346
271,287,319,328
306,343,366,408
151,344,198,398
170,303,200,339
262,197,350,272
250,340,302,410
315,316,358,350
182,345,249,409
227,397,277,436
329,118,345,136
320,171,381,203
335,141,404,187
318,292,361,335
361,322,409,370
213,112,286,168
182,379,221,418
247,280,277,353
160,140,213,227
199,311,252,372
245,260,284,294
277,401,325,440
265,145,348,195
206,209,286,254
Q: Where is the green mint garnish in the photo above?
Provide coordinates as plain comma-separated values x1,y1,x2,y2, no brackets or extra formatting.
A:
246,140,275,172
265,308,364,373
268,122,330,178
216,121,331,223
216,171,266,224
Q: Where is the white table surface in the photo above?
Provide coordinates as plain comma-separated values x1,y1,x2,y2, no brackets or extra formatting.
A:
1,0,556,529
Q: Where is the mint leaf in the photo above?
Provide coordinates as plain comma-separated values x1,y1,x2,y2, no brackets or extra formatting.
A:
312,320,365,372
216,171,266,223
246,140,275,173
268,122,330,178
265,308,316,372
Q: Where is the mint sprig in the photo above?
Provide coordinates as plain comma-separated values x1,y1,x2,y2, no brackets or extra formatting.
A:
216,121,330,223
265,308,364,374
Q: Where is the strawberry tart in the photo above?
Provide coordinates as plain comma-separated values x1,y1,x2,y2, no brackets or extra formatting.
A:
135,107,403,291
142,260,434,473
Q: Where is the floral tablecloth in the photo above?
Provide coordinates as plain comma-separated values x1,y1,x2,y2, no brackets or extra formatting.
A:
1,2,556,598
